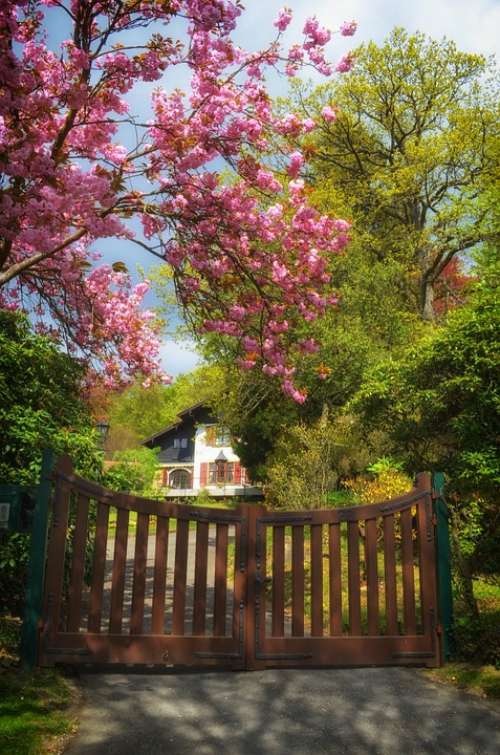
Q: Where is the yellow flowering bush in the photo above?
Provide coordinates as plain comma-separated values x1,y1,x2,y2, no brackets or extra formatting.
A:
344,458,413,504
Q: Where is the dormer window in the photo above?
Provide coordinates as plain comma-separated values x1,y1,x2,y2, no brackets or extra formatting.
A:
173,437,188,449
206,425,231,447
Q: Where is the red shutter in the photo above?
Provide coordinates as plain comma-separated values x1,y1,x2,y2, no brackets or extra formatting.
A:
200,462,207,486
234,462,241,484
162,468,168,486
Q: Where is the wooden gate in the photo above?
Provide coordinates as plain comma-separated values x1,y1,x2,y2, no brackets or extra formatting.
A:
39,458,441,668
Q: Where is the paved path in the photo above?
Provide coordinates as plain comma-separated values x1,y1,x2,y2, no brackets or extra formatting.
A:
67,668,500,755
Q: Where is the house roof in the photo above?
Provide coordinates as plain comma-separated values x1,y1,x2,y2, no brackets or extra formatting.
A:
141,401,213,446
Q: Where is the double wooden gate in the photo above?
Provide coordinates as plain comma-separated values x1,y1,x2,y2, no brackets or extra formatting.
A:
39,457,441,669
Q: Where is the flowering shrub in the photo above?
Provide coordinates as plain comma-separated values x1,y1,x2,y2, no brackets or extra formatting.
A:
344,458,413,504
0,1,356,396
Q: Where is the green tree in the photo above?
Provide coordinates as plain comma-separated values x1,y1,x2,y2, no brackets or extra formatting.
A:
0,311,101,613
351,266,500,614
292,28,498,320
0,311,101,485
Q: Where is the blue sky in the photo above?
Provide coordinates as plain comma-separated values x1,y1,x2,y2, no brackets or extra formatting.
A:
46,1,499,375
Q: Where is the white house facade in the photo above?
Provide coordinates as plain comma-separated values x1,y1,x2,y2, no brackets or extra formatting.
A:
142,403,262,498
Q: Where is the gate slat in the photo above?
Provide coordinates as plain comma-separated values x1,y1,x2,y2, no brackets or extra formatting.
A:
130,512,149,635
109,506,129,634
88,502,110,633
383,514,398,635
192,521,209,635
329,523,342,635
401,508,417,634
172,518,189,635
214,523,229,636
291,526,304,637
272,526,285,637
67,494,90,632
365,518,379,635
311,524,323,636
347,521,361,635
151,515,169,634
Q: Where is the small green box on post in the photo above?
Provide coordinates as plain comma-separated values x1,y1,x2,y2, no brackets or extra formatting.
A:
433,472,455,661
0,485,35,532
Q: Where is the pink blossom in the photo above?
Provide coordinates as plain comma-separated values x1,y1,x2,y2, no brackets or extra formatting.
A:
336,53,355,73
340,21,357,37
273,7,293,32
287,151,304,178
321,105,337,122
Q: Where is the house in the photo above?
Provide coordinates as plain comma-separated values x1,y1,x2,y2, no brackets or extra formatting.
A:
142,402,262,498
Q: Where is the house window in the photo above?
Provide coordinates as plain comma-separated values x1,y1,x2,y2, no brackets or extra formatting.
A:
208,462,234,484
169,469,191,489
206,426,231,447
173,437,188,449
216,427,231,446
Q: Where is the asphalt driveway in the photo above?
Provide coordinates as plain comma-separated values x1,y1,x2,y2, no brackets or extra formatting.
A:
67,667,500,755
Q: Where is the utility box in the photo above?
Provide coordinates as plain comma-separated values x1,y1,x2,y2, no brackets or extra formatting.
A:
0,485,36,532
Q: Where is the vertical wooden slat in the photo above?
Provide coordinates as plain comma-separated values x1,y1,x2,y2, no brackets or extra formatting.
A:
44,468,71,641
232,522,241,642
383,514,398,635
311,524,323,636
109,506,129,634
151,515,169,634
401,507,417,634
88,502,110,633
67,494,90,632
258,523,267,642
365,518,379,636
291,526,304,637
130,512,149,634
214,523,229,636
347,521,361,635
192,521,209,635
272,526,285,637
329,523,342,635
172,518,189,635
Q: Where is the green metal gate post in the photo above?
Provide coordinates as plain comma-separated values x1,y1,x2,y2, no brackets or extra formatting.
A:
20,449,54,669
432,471,454,661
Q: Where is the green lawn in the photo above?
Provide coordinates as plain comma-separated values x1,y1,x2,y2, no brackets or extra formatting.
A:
0,617,80,755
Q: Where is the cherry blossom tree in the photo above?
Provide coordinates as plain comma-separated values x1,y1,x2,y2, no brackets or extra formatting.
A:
0,1,355,398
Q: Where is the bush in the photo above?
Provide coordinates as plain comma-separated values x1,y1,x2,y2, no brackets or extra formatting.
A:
343,458,413,504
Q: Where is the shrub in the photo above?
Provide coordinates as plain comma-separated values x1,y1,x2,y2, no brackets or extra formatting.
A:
344,458,413,503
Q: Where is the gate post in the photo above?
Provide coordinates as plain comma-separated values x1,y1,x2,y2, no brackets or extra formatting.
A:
20,449,54,669
432,472,454,661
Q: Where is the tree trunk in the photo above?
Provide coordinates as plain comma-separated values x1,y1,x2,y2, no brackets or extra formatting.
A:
420,276,435,321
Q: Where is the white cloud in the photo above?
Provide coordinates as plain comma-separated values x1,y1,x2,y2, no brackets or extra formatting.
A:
160,339,201,377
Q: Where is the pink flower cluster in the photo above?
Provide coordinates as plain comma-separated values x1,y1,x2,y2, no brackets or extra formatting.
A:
0,0,355,399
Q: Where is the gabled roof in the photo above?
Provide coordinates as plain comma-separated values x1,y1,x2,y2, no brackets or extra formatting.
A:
141,402,214,446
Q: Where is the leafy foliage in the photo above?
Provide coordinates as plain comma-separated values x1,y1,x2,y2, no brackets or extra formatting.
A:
290,28,498,321
102,447,160,496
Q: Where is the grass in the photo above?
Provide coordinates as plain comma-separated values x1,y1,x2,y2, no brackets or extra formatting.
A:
0,616,80,755
423,578,500,701
424,663,500,701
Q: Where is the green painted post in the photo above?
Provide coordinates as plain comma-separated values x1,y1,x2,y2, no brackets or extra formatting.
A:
433,471,454,661
20,449,54,669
